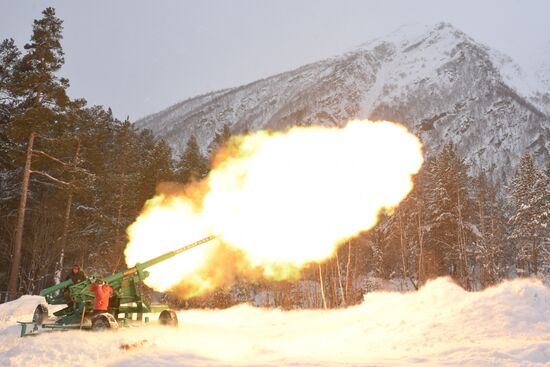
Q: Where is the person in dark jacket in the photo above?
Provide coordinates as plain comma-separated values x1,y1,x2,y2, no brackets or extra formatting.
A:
65,264,87,284
63,264,87,309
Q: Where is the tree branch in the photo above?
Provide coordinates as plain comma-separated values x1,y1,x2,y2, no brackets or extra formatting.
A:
30,170,71,187
32,149,68,166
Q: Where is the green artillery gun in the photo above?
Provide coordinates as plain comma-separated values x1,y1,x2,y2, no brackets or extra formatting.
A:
18,235,215,337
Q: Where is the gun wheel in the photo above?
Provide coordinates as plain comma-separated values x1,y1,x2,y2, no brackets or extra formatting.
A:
32,304,49,325
159,310,178,327
92,313,119,331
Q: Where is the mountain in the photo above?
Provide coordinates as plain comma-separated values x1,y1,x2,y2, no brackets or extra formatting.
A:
135,23,550,184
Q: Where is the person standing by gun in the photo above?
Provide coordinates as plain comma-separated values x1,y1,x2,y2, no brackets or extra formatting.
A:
63,264,87,310
89,275,113,315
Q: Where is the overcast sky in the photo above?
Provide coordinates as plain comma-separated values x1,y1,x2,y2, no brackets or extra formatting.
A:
1,0,549,120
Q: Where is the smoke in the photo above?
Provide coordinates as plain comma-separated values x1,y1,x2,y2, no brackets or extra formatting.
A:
124,120,423,298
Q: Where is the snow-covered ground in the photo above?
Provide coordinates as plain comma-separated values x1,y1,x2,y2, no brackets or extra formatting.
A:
1,277,550,366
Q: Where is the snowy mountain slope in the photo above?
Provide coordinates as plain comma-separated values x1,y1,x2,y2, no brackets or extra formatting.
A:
529,41,550,116
135,23,550,183
2,278,550,366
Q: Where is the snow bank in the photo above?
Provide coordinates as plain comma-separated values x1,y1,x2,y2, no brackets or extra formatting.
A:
1,277,550,366
0,296,45,324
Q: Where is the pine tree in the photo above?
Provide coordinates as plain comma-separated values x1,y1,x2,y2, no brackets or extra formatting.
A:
425,144,474,288
10,7,70,140
472,171,507,287
1,8,78,296
510,154,549,275
136,132,174,202
175,135,209,184
0,38,21,118
386,167,428,288
365,217,390,280
0,38,22,171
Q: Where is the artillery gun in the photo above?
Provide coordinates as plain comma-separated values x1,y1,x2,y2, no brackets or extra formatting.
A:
18,235,215,337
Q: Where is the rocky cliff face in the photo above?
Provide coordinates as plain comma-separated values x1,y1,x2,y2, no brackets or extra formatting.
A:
136,23,550,184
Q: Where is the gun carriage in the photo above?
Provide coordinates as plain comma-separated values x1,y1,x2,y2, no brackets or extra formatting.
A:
18,236,215,337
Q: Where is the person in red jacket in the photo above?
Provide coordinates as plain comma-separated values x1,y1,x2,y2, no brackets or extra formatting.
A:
89,275,113,315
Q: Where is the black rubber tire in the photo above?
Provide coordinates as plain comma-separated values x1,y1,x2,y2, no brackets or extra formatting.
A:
92,313,119,331
159,310,178,327
32,304,48,325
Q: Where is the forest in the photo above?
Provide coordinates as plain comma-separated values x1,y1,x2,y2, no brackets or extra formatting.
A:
1,8,549,308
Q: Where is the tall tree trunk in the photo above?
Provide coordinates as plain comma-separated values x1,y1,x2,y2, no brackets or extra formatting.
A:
351,242,359,303
113,173,126,271
55,193,72,284
55,141,81,284
488,206,500,286
345,240,352,304
335,248,345,306
398,212,409,285
8,131,35,300
416,204,425,284
331,259,338,307
456,193,470,289
477,189,486,287
318,263,327,309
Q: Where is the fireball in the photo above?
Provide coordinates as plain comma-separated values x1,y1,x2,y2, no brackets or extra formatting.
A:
124,120,423,297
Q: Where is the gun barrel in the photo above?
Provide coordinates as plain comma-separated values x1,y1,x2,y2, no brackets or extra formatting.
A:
125,235,216,276
172,235,216,256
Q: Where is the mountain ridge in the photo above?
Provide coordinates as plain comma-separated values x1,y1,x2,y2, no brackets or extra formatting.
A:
135,22,550,184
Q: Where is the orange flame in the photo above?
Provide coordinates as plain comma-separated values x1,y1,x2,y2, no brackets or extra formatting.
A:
124,120,423,297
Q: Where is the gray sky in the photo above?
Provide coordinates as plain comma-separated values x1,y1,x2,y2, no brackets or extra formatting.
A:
1,0,549,120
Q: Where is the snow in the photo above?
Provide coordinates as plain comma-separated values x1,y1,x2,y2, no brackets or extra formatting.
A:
2,277,550,366
487,45,550,115
0,296,45,324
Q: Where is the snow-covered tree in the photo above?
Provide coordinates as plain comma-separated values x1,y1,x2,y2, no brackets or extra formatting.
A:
509,154,550,276
425,144,475,288
472,171,508,287
385,166,428,288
